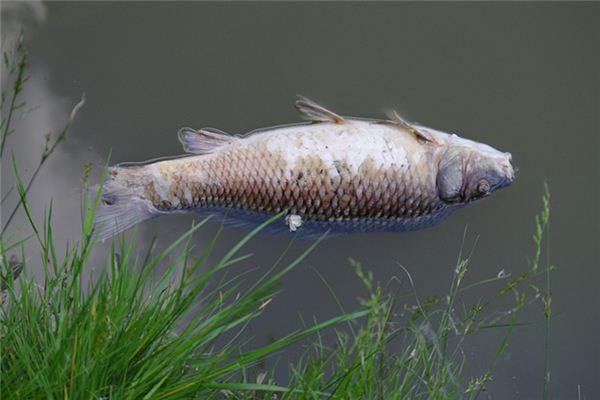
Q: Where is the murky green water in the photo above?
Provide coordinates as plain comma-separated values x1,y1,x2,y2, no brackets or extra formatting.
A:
2,2,598,398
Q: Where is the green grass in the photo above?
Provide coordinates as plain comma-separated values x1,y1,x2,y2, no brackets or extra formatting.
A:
1,34,553,399
0,177,553,399
0,185,365,399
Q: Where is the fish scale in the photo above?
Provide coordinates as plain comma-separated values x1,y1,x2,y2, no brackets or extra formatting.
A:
95,97,514,240
151,143,439,224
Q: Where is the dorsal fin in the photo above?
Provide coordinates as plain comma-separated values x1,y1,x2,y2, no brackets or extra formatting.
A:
387,110,434,143
295,96,345,124
178,127,237,154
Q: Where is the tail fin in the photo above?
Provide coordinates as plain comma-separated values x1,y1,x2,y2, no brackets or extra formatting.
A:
94,166,157,241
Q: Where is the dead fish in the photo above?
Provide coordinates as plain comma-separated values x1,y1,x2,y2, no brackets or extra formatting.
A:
94,96,514,240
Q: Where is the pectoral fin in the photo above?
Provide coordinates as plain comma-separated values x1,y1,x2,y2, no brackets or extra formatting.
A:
178,127,238,154
295,96,345,124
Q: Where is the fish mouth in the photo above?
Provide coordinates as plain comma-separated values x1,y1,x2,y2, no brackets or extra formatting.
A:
502,163,516,188
497,171,515,190
495,154,516,190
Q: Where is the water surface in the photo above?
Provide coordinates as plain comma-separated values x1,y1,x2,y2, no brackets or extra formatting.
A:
2,2,598,398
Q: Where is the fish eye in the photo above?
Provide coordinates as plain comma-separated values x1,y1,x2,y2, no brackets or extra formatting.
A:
477,179,491,194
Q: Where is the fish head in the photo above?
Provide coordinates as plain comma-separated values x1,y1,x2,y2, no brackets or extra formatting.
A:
436,134,515,205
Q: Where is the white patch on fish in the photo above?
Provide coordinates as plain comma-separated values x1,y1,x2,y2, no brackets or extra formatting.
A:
258,122,411,176
285,214,303,232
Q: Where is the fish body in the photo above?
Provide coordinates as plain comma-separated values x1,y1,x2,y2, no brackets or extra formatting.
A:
96,97,514,240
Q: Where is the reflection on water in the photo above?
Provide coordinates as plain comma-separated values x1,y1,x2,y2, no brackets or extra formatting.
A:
1,2,598,398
